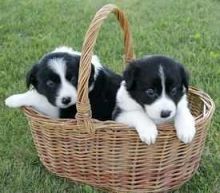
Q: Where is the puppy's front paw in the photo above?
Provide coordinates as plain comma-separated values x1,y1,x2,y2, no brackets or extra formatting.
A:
175,116,196,144
5,95,23,108
137,124,158,145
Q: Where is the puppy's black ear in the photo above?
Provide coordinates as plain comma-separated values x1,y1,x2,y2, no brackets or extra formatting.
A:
179,64,189,91
123,62,139,90
26,64,38,88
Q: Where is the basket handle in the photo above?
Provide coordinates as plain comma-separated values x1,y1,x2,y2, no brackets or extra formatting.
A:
76,4,134,133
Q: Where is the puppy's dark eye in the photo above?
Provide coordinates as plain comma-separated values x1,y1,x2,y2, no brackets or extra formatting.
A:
171,87,177,96
145,89,157,98
46,80,55,87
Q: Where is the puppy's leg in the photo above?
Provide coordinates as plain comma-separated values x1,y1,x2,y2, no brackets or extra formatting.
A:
5,90,35,108
174,95,196,144
115,111,158,145
5,90,59,118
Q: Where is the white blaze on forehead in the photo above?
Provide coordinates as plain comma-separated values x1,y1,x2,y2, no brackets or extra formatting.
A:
48,58,66,78
159,65,165,95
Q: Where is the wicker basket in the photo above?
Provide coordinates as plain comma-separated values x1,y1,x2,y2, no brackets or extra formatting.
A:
22,4,215,193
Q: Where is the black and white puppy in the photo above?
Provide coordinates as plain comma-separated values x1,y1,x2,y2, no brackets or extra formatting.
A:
113,55,195,145
5,46,122,120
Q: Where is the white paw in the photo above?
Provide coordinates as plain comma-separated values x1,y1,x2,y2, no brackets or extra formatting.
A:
5,95,23,108
137,124,158,145
175,116,196,144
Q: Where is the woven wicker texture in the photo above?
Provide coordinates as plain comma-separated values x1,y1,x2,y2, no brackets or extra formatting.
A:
22,4,215,193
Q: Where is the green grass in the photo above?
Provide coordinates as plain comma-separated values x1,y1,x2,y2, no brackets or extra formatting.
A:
1,0,220,192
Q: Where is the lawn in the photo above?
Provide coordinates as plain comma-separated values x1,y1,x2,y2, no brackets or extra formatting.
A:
0,0,220,192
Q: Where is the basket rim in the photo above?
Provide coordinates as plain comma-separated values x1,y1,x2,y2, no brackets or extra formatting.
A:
21,86,215,130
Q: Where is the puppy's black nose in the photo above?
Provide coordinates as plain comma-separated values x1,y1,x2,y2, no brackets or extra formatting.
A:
161,110,171,118
62,97,71,105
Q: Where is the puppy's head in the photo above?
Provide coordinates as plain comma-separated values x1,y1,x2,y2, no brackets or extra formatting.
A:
26,46,101,108
124,55,189,124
